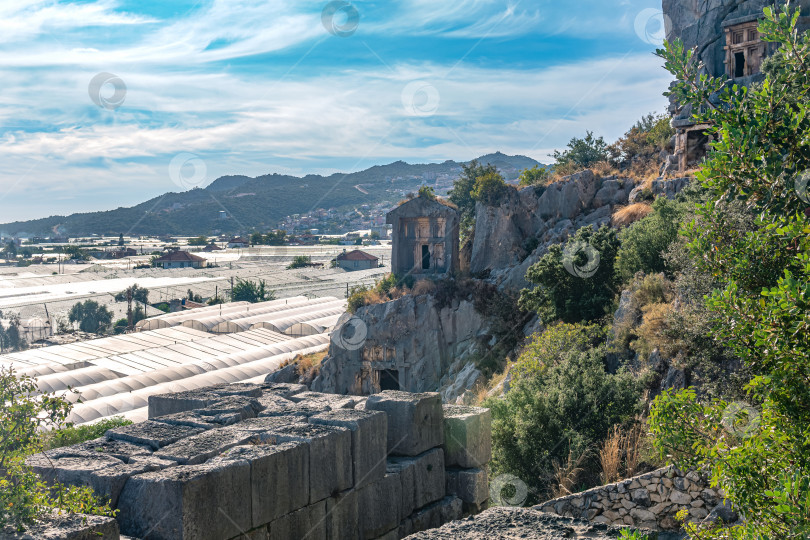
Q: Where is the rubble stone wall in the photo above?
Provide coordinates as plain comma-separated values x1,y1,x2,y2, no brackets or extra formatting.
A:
25,384,492,540
535,466,721,531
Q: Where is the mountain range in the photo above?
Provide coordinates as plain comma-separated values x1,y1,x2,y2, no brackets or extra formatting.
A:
0,152,542,237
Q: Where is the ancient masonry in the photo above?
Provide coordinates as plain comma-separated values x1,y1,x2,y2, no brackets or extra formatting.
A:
20,384,492,540
535,466,726,531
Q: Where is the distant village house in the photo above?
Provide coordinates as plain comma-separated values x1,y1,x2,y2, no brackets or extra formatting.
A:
335,249,379,271
153,250,206,269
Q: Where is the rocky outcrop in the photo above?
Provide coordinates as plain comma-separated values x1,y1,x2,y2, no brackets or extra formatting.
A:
405,506,631,539
313,295,487,396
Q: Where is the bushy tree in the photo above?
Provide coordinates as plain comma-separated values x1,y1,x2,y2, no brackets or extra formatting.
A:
486,324,641,502
231,278,274,303
471,171,509,206
68,300,113,334
449,160,498,241
518,165,551,187
649,7,810,538
417,185,436,199
187,235,208,246
551,131,610,172
114,284,149,329
615,197,684,281
520,225,621,323
609,113,674,170
0,366,115,531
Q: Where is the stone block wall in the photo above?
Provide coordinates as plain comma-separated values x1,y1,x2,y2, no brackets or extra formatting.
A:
25,385,492,540
534,466,722,530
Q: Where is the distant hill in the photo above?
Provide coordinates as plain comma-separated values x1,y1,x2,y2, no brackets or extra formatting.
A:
0,153,543,237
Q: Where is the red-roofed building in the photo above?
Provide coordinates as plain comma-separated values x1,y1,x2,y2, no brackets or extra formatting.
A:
153,250,206,269
335,249,379,271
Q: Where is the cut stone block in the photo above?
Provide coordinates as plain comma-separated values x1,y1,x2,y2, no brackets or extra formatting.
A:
325,489,359,540
310,409,387,488
70,437,153,463
398,496,462,538
358,473,402,540
213,442,309,527
366,390,444,456
388,448,445,514
152,410,222,430
442,405,491,469
258,400,332,419
154,426,260,465
267,500,326,540
256,392,295,411
289,391,360,409
207,382,264,398
233,415,306,434
106,420,204,450
27,453,159,507
261,381,308,398
1,512,120,540
267,423,352,502
117,459,251,540
128,454,178,470
195,395,265,425
445,467,489,505
148,390,221,419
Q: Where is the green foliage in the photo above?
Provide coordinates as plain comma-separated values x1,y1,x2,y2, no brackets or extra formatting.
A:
347,273,405,313
67,300,113,334
61,245,88,261
287,255,312,269
449,160,499,242
41,417,132,451
155,302,170,313
520,225,621,323
609,113,674,170
648,8,810,538
187,235,208,246
251,230,287,245
0,366,115,531
518,165,551,187
551,131,610,172
618,530,651,540
486,327,641,502
471,171,509,206
114,284,150,329
512,322,605,381
0,314,26,353
615,197,684,281
231,278,275,303
2,241,17,260
417,185,436,199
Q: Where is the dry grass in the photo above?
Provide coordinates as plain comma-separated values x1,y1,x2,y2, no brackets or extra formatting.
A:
612,203,653,228
550,447,590,499
411,279,438,296
280,350,327,381
632,302,674,359
599,423,644,485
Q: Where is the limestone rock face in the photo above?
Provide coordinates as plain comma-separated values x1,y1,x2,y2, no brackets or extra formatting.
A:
313,295,486,396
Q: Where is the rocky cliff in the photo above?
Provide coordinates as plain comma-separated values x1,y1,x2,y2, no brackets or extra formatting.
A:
313,295,487,397
470,171,687,291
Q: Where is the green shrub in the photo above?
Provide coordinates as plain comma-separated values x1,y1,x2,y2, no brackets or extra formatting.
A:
486,335,641,503
42,417,132,450
520,225,621,323
551,131,610,171
232,278,275,303
471,171,509,206
0,367,116,532
615,197,683,282
287,255,312,269
68,300,113,334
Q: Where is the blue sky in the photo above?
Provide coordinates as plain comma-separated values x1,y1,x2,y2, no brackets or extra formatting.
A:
0,0,672,223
